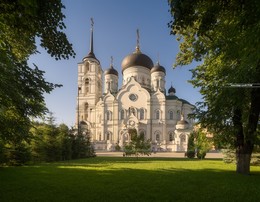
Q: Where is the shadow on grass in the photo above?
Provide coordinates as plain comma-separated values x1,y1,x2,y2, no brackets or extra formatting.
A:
0,157,259,202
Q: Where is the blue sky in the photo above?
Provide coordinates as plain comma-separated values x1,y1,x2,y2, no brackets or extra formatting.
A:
29,0,202,127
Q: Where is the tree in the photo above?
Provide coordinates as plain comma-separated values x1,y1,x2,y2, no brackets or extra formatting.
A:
31,115,62,162
186,132,195,158
194,129,212,159
124,129,151,157
168,0,260,174
58,124,73,161
71,131,96,159
0,0,75,162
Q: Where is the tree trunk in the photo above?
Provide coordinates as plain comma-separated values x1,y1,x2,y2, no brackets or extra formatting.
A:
236,146,252,175
235,86,260,175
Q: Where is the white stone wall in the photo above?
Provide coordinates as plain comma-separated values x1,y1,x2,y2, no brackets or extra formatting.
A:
77,59,194,152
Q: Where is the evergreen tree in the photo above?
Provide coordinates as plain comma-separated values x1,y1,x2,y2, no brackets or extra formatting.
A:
72,131,96,159
186,132,195,158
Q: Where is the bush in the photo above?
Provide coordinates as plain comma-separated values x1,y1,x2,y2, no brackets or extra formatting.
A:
222,148,236,164
186,150,195,158
222,146,260,165
196,150,206,159
115,143,121,151
5,142,31,166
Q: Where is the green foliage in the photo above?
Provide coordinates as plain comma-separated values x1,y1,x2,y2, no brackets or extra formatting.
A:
0,0,75,60
222,145,260,165
124,129,151,157
186,132,195,158
195,129,212,159
30,121,95,162
222,146,236,164
0,113,96,165
71,131,96,159
186,129,212,159
168,0,260,174
0,0,75,165
115,143,121,151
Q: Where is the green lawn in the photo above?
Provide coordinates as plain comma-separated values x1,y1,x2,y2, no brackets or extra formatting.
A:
0,157,260,202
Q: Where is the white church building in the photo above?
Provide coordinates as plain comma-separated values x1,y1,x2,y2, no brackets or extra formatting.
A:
76,22,194,152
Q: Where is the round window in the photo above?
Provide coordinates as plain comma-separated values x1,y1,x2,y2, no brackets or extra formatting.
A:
129,94,138,102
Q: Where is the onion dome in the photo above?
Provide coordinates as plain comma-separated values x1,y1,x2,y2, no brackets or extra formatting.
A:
121,50,153,72
177,119,189,125
168,85,176,94
151,62,166,74
104,56,118,76
104,65,118,76
121,29,153,72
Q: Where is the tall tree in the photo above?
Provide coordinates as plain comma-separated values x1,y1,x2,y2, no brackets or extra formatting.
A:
0,0,75,152
168,0,260,174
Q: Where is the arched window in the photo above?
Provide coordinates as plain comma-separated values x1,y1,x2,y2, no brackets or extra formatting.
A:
156,79,159,88
156,133,160,142
106,132,110,140
130,107,136,116
140,108,145,120
85,102,89,110
120,110,124,120
169,111,173,120
180,134,186,142
169,131,175,141
106,111,112,120
85,78,90,93
155,110,160,120
85,63,89,72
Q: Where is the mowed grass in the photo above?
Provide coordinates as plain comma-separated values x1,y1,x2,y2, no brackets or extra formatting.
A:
0,157,260,202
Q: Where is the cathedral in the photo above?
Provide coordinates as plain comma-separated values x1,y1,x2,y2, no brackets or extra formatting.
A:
76,22,194,152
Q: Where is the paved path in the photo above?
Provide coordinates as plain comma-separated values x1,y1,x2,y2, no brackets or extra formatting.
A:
96,151,223,159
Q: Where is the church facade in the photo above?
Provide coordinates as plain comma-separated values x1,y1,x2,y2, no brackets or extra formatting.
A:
76,23,194,152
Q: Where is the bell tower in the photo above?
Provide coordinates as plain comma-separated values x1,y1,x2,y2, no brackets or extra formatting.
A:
77,18,102,126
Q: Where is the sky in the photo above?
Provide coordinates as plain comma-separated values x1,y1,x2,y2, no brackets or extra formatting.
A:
29,0,202,127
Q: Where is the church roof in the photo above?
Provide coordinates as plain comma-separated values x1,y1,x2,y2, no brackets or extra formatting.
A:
177,119,189,125
168,85,176,94
121,50,153,72
83,51,100,64
166,95,178,100
83,18,100,64
151,62,166,74
104,65,118,76
178,98,191,105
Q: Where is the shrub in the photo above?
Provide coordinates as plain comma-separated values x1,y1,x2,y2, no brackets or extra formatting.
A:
186,150,195,158
196,150,206,159
115,143,121,151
